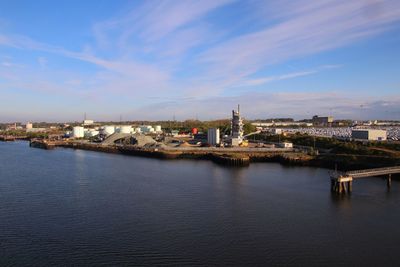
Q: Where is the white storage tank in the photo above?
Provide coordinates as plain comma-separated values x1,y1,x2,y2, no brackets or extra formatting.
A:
155,125,162,133
84,129,99,137
119,126,132,134
101,126,115,136
140,125,155,133
72,126,85,138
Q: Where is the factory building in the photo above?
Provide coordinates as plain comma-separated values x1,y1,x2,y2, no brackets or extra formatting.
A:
312,115,334,126
231,105,244,146
351,129,387,141
207,128,220,146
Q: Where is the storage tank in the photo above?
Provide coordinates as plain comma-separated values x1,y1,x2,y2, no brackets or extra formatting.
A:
101,126,115,136
84,129,99,137
72,126,85,138
155,125,162,133
119,126,132,134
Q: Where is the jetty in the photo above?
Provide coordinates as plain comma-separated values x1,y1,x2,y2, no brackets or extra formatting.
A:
330,166,400,194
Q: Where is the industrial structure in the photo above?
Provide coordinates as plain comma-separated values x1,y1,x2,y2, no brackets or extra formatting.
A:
231,105,244,146
207,128,220,146
351,129,387,141
72,126,85,138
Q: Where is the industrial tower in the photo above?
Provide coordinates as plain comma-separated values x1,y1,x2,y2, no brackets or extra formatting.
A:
231,104,244,146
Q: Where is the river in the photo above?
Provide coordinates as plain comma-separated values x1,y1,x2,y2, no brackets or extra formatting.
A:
1,141,399,266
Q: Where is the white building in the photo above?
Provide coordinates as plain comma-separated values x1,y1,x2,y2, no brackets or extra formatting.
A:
279,142,293,148
83,119,94,126
72,126,85,138
207,128,220,146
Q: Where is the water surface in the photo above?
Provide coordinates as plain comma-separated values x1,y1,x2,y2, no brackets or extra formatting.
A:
1,141,399,266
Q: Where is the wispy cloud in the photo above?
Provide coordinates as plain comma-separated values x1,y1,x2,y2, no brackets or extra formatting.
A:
198,0,400,87
236,70,317,87
235,64,342,87
129,92,400,121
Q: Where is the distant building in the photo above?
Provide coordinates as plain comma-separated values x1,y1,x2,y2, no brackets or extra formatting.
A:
83,119,94,126
351,129,387,141
277,142,293,148
26,122,33,130
272,128,282,135
312,115,333,126
207,128,220,146
231,105,243,146
251,122,313,127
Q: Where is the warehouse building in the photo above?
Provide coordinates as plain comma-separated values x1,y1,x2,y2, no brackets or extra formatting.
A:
351,129,387,141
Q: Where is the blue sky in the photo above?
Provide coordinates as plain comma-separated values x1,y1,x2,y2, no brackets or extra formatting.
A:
0,0,400,122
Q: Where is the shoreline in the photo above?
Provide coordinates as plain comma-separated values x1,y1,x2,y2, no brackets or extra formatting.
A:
27,139,400,170
29,139,311,167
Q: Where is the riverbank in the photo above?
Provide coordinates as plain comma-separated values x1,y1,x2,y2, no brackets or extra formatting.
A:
29,139,314,167
0,135,29,141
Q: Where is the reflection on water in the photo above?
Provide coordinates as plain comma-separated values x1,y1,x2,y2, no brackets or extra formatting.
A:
1,141,400,266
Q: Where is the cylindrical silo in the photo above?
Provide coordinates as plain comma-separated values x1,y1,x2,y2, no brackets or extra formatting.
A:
72,126,85,138
101,126,115,136
119,126,132,134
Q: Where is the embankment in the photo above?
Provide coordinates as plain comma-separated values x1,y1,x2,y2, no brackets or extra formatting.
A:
28,139,400,169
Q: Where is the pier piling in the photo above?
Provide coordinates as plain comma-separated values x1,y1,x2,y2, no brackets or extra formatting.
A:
387,174,392,189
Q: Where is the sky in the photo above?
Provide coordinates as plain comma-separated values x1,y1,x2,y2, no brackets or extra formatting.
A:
0,0,400,122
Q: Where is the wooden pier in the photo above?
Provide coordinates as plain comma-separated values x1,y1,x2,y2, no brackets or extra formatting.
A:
330,166,400,194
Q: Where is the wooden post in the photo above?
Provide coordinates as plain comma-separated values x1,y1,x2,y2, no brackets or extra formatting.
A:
387,174,392,189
